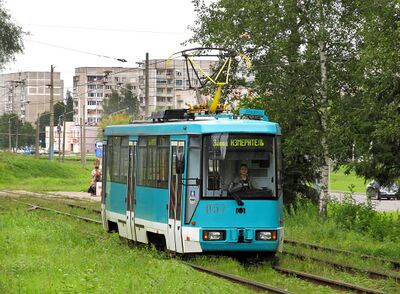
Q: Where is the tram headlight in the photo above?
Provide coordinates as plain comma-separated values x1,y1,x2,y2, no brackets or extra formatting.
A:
203,230,226,241
256,230,277,241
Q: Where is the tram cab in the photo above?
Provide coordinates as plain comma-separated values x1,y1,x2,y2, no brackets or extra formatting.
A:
101,109,284,254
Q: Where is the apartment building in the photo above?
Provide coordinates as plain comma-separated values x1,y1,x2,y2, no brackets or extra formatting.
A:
0,71,64,124
72,60,218,128
137,59,217,115
72,67,139,126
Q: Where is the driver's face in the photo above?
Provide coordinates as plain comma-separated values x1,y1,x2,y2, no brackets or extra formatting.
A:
240,166,248,176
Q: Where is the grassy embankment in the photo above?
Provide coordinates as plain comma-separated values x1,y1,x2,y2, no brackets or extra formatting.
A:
0,199,252,293
0,152,91,192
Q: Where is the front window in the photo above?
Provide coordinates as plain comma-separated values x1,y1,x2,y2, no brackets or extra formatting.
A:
203,133,276,199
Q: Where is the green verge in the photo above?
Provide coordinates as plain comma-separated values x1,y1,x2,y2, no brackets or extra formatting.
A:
0,199,253,294
329,167,367,193
285,201,400,260
0,153,91,192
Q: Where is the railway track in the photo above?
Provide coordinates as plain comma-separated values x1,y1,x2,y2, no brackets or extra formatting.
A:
3,190,101,214
285,239,400,270
11,198,101,224
282,250,400,281
273,266,384,294
4,195,391,294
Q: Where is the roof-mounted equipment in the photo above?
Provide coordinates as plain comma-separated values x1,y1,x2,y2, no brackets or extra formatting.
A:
239,108,269,121
151,109,195,122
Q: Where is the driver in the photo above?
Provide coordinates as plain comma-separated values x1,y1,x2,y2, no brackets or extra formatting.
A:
231,164,260,191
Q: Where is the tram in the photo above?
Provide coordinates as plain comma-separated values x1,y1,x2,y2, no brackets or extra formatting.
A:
101,108,284,254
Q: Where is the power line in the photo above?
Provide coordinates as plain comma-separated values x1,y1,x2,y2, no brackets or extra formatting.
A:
23,23,190,35
26,39,128,63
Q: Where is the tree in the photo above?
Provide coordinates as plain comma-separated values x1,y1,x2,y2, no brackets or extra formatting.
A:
0,1,24,68
0,113,35,150
341,1,400,185
190,0,368,214
65,90,74,121
97,113,131,139
38,112,50,148
102,84,139,119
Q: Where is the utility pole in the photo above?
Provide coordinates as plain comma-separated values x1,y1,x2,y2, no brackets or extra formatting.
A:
15,119,19,152
35,114,40,159
57,117,61,161
49,65,55,161
145,52,149,119
83,102,86,166
8,118,12,151
81,100,86,166
62,114,66,163
8,115,17,152
80,113,83,165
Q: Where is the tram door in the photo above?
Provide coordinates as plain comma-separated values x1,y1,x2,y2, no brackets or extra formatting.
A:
126,141,137,240
167,141,185,253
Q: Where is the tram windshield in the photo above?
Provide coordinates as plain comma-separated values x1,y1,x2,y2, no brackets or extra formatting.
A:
203,133,277,199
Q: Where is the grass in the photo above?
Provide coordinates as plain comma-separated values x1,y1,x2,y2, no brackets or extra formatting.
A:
190,255,337,293
329,167,367,192
0,198,253,294
285,201,400,260
278,255,400,293
0,152,92,192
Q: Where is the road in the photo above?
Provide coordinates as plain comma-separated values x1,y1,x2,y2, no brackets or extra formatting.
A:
330,191,400,212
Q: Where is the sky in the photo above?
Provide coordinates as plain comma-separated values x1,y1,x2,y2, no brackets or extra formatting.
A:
1,0,199,92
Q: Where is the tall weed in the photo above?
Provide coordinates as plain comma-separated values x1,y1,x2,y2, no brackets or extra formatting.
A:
329,192,400,242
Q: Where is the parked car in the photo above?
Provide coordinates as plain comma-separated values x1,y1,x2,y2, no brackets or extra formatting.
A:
366,181,399,200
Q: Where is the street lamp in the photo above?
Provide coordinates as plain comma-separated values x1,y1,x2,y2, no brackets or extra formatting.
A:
8,115,18,152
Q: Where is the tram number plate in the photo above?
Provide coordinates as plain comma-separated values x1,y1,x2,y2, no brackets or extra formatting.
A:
205,204,226,214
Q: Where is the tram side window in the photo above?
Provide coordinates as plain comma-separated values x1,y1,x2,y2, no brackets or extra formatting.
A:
111,137,121,182
157,137,169,188
138,136,170,188
107,136,129,184
120,137,129,184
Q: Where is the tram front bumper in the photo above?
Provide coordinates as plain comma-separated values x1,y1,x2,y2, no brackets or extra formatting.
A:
199,228,283,252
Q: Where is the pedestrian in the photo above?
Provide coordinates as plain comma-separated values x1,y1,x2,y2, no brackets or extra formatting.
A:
88,159,102,196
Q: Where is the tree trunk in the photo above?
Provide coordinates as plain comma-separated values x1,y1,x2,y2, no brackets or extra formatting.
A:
318,39,330,217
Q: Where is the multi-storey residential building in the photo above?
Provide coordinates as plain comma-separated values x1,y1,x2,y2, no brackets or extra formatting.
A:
72,60,218,130
0,71,64,124
137,59,218,115
72,67,139,127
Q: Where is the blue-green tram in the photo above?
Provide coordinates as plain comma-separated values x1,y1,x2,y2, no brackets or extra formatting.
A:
101,110,283,254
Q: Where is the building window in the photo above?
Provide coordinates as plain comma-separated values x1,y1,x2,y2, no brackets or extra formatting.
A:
176,80,183,86
156,79,167,84
87,76,102,82
96,93,103,97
